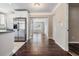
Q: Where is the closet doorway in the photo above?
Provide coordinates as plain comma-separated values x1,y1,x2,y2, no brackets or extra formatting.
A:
69,3,79,55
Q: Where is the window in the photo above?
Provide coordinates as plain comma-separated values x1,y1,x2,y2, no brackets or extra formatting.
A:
33,22,44,32
0,14,6,29
0,14,5,24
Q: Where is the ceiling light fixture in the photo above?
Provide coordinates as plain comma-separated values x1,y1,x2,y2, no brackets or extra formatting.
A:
34,3,40,7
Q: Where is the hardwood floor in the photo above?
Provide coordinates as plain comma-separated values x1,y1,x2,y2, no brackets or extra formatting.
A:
69,43,79,55
13,33,71,56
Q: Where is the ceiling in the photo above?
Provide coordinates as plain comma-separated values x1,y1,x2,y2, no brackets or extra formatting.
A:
11,3,57,13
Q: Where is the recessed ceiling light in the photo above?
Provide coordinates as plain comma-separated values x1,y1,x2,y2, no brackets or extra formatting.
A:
34,3,40,7
32,3,45,9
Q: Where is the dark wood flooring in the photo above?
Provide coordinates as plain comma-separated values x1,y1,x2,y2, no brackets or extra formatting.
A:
69,43,79,55
13,34,71,56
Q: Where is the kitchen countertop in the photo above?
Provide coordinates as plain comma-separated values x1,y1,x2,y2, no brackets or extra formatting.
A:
0,30,14,33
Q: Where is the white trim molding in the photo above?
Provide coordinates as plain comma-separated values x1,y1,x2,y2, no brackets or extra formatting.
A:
69,42,79,43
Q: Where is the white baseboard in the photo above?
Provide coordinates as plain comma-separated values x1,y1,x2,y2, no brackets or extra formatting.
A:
55,40,68,51
9,52,14,56
69,42,79,43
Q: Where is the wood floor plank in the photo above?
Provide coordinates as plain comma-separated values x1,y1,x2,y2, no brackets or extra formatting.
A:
13,34,71,56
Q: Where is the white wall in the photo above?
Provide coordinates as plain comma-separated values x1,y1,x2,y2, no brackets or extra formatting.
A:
53,4,68,51
14,11,28,17
0,3,13,13
6,13,14,29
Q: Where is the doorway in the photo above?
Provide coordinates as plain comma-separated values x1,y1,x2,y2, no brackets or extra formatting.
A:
33,22,44,34
13,17,26,42
69,3,79,55
30,17,48,40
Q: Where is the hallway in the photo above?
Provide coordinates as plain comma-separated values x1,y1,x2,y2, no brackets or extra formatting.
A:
13,33,71,56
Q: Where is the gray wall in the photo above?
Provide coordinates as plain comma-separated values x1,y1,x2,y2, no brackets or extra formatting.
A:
69,4,79,43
